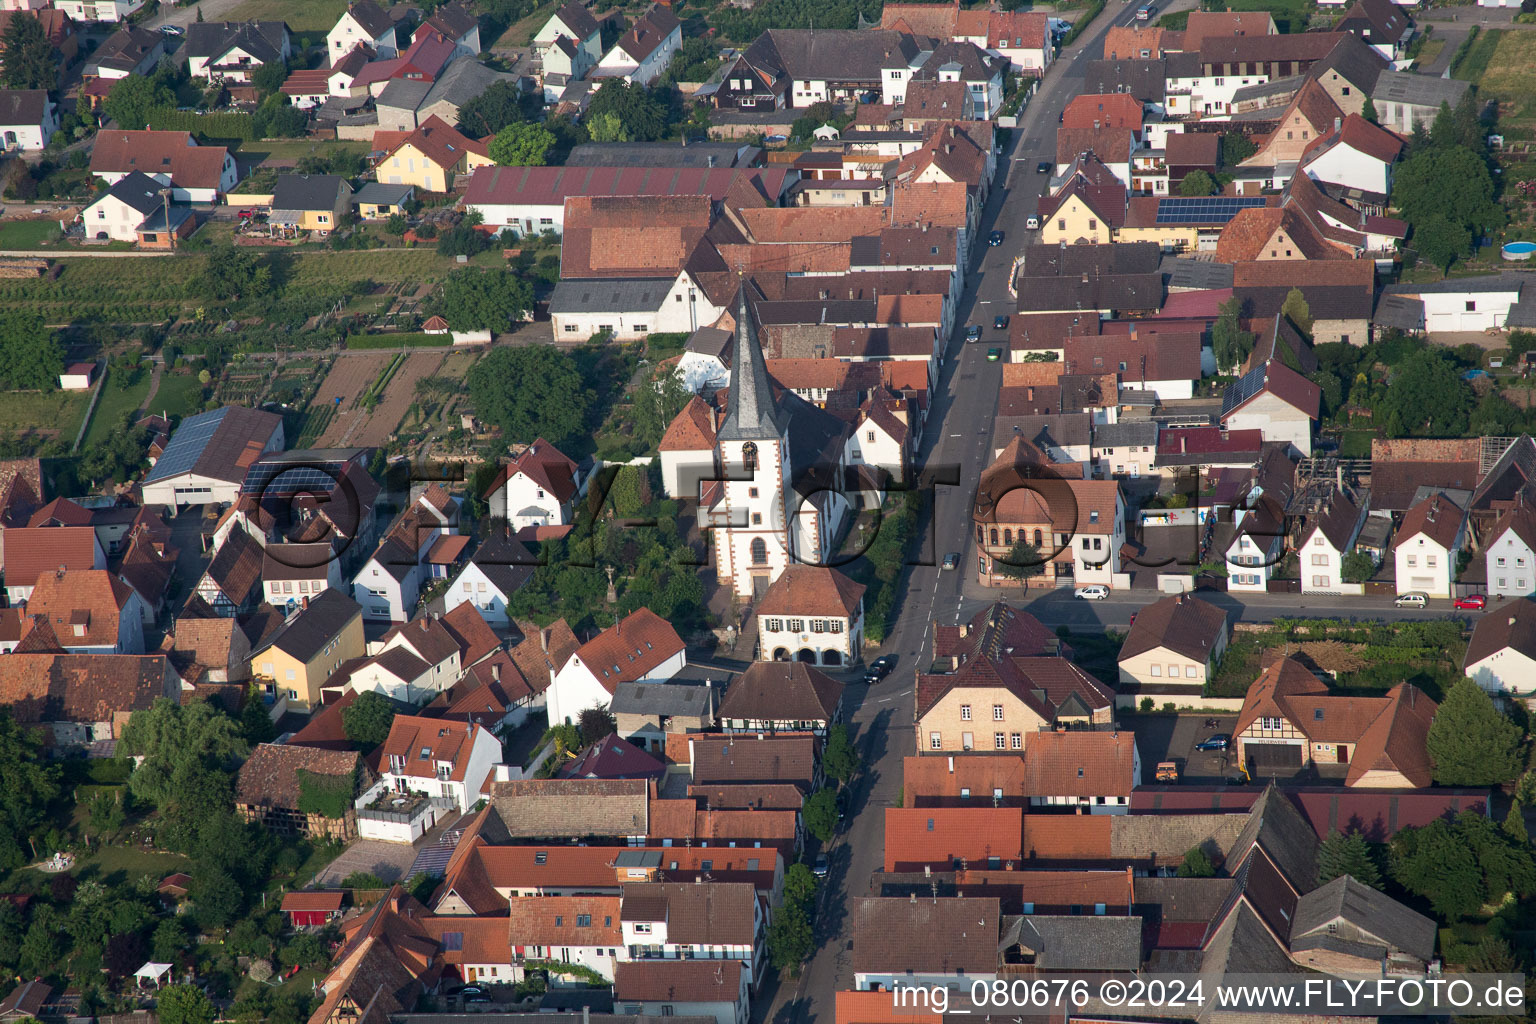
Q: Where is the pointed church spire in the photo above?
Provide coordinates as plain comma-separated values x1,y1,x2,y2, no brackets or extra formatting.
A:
719,281,781,441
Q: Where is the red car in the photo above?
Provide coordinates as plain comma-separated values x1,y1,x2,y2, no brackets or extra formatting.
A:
1454,594,1487,610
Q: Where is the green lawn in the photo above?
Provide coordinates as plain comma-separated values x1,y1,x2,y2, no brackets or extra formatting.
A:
1411,37,1445,72
1476,30,1536,118
1337,428,1375,458
226,0,350,31
1453,27,1504,83
0,218,59,249
0,389,88,449
235,139,373,163
84,369,153,447
0,843,190,892
1217,0,1313,33
148,370,208,422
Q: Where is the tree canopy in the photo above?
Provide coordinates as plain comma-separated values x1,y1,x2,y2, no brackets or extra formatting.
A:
432,266,534,332
1389,812,1536,920
802,789,837,843
1316,829,1382,889
0,13,58,91
0,708,60,870
489,121,557,166
1378,348,1472,437
103,72,175,132
1212,296,1255,373
1179,170,1218,197
456,80,537,137
341,691,396,749
631,366,693,452
1392,141,1502,273
466,344,592,449
585,80,668,142
1426,678,1524,785
193,247,274,304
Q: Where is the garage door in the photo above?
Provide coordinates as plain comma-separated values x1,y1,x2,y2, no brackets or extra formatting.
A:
1244,742,1303,768
1408,577,1435,591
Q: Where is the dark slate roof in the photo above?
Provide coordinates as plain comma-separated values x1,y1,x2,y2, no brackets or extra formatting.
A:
1291,874,1435,961
1081,58,1167,103
743,28,927,86
1162,255,1233,291
609,681,713,717
186,20,288,63
103,171,167,217
565,142,753,169
549,278,672,314
271,174,351,211
721,284,784,442
464,533,535,597
1370,68,1470,108
254,588,362,663
0,89,49,126
999,915,1144,971
353,182,415,206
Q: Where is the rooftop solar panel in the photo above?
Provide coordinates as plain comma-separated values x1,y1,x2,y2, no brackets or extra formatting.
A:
143,407,232,483
1221,364,1267,415
1154,196,1267,225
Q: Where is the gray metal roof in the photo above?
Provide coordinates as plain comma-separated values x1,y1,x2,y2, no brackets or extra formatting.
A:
271,173,350,212
1093,419,1159,448
609,681,713,717
1291,874,1436,961
1371,293,1423,331
1371,68,1470,108
566,141,754,169
353,182,415,206
548,278,672,315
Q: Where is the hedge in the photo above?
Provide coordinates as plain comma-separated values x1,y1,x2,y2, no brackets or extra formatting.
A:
345,332,452,350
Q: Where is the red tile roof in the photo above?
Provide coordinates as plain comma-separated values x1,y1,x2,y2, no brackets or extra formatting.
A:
901,754,1027,804
89,130,232,191
25,570,137,649
483,438,579,503
3,526,99,590
380,714,489,783
883,807,1024,871
756,566,865,618
1061,93,1144,132
571,608,685,694
1021,730,1138,798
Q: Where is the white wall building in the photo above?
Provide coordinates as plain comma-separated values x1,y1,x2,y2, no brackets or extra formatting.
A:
1391,492,1465,600
547,608,687,726
1485,505,1536,598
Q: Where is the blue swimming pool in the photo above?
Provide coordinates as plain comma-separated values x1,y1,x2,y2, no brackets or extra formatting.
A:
1504,241,1536,261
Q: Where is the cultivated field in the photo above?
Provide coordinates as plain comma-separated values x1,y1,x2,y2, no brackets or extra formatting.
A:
310,350,448,447
227,0,351,31
310,352,393,446
353,351,448,447
1478,32,1536,121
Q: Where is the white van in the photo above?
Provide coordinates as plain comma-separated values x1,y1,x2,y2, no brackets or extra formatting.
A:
1394,592,1428,608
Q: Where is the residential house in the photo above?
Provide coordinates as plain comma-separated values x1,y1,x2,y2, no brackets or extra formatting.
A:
1022,730,1141,813
1223,457,1294,593
24,569,148,654
883,806,1023,871
1233,654,1436,785
1301,113,1402,197
1233,257,1377,343
443,535,533,629
379,714,502,813
54,0,140,21
1220,359,1321,456
1089,420,1159,480
0,653,177,747
250,589,365,710
195,524,264,615
1485,499,1536,598
547,608,687,726
972,437,1127,589
660,396,719,501
594,5,680,87
235,743,363,840
86,25,165,81
270,174,352,236
736,29,929,109
421,3,480,57
961,10,1052,76
719,661,843,735
535,3,603,84
81,171,175,243
1240,79,1342,178
1298,488,1368,594
185,20,291,83
908,40,1007,119
1035,153,1128,246
613,961,749,1024
1464,599,1536,696
0,89,55,150
687,733,820,792
1370,70,1469,133
328,0,397,61
915,652,1115,754
504,894,623,980
1116,593,1229,702
1392,491,1466,599
2,526,105,603
900,753,1028,807
352,182,414,220
88,130,239,202
485,439,582,529
618,882,764,983
1290,875,1437,975
851,897,999,991
755,566,865,667
0,982,51,1024
140,405,284,507
610,682,716,753
375,59,514,131
375,115,491,192
261,542,344,609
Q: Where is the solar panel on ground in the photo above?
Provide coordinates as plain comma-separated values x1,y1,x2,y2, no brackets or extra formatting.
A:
1155,196,1267,225
143,407,232,483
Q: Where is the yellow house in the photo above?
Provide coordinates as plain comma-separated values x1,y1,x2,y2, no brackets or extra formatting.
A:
1114,196,1201,251
376,114,493,193
270,173,352,236
1037,187,1116,246
915,656,1114,754
250,589,365,710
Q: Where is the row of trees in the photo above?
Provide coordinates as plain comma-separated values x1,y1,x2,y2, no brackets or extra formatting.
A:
1392,94,1502,273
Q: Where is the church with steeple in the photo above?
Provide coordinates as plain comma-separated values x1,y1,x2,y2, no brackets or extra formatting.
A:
699,284,865,599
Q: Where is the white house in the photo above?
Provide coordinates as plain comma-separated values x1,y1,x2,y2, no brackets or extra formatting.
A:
1299,490,1367,595
1224,496,1287,593
378,715,500,813
1380,275,1526,334
1220,359,1320,457
954,10,1053,77
505,895,625,980
484,440,582,530
185,21,292,83
619,883,763,983
547,608,686,726
534,2,602,82
328,0,397,61
549,271,728,342
593,6,681,87
846,397,910,486
1392,491,1465,600
676,327,732,395
755,566,865,667
52,0,140,22
81,171,167,243
443,537,532,629
1116,593,1229,699
1301,113,1402,198
351,537,421,622
1464,600,1536,697
0,89,56,151
1485,503,1536,598
909,42,1007,120
261,542,343,610
659,396,719,502
613,961,750,1024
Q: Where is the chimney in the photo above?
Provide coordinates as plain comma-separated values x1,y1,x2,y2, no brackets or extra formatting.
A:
1334,116,1341,133
540,627,550,651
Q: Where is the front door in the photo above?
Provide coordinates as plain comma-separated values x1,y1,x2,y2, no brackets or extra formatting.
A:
1337,745,1349,763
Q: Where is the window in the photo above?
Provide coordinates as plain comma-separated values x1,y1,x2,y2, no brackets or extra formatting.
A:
1150,664,1161,677
1261,716,1281,731
960,787,971,800
1187,665,1197,677
1312,575,1329,587
962,732,973,750
1427,555,1437,567
1467,301,1477,312
930,732,942,749
1311,554,1328,566
1499,557,1507,567
751,538,768,565
1168,664,1179,677
576,914,592,927
994,732,1006,749
961,705,972,720
993,705,1004,720
1010,733,1022,749
1314,708,1324,721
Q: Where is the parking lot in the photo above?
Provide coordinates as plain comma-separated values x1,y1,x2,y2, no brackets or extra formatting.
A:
1127,712,1240,782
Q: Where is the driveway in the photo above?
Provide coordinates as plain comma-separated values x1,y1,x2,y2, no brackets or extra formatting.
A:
312,838,422,886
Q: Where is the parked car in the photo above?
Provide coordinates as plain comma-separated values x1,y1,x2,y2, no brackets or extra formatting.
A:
1036,160,1051,174
1155,761,1179,783
1195,733,1230,751
864,655,896,682
1026,215,1040,230
1454,594,1487,610
965,324,982,342
988,230,1005,246
1395,592,1428,608
764,134,787,143
160,22,183,34
994,314,1010,329
942,552,960,570
813,852,829,877
1074,585,1109,600
987,347,1002,361
1136,4,1154,18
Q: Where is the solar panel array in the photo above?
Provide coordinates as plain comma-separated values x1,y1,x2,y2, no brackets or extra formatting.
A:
241,457,354,496
1221,365,1267,415
1155,196,1268,225
143,407,231,483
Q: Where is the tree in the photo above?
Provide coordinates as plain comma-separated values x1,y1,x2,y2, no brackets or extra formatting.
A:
18,917,61,977
0,310,63,391
456,79,535,137
279,932,328,970
803,789,838,843
0,13,57,91
251,94,308,138
192,864,242,930
342,871,386,889
585,111,629,143
86,789,126,840
1413,212,1474,274
1426,678,1524,785
192,246,273,303
1392,145,1503,243
105,930,148,980
1471,392,1521,436
1360,96,1377,123
994,538,1045,581
1339,550,1377,583
1211,296,1255,372
152,918,187,963
822,723,860,784
585,80,667,142
0,708,61,870
766,903,814,974
251,59,289,97
783,862,818,909
631,366,692,451
240,693,275,745
577,706,616,745
158,985,217,1024
1220,132,1257,166
385,213,407,237
1389,813,1536,919
120,698,247,809
489,121,557,166
341,691,396,749
103,74,175,132
466,345,591,449
1504,801,1528,845
1179,170,1217,197
1177,846,1215,877
1280,287,1313,334
1379,348,1472,437
1316,829,1382,889
433,267,534,333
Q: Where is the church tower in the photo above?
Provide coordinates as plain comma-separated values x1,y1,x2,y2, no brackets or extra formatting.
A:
716,284,792,598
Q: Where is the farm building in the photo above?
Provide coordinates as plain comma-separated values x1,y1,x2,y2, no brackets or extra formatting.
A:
141,406,284,507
